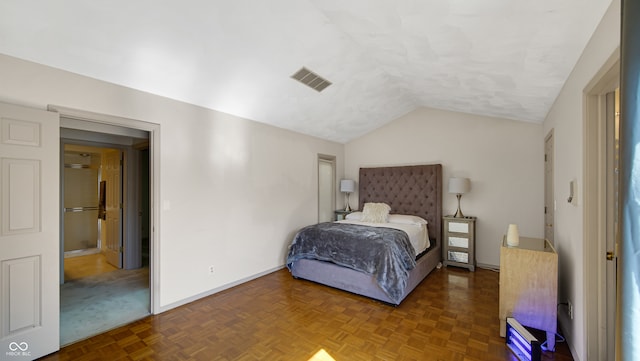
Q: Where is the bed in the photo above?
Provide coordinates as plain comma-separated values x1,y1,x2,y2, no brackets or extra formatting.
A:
286,164,443,305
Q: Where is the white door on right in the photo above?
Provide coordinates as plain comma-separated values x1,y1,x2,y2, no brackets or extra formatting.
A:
544,131,554,245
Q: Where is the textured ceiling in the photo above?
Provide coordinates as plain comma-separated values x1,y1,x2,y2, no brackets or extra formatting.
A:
0,0,612,143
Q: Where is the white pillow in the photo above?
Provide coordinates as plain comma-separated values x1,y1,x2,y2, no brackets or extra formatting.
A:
388,214,428,226
360,203,391,223
344,211,363,221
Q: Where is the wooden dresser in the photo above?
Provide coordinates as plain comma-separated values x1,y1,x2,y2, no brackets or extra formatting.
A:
499,236,558,350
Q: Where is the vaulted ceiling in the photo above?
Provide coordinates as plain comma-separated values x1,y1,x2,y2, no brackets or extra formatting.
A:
0,0,613,143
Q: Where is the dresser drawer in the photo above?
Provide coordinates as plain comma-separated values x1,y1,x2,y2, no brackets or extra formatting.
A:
447,250,469,263
448,236,469,248
448,222,469,233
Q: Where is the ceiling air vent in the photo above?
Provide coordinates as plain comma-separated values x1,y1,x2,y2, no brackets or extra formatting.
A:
290,67,332,92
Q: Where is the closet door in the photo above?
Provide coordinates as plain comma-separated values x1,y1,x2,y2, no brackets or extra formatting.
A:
0,102,60,359
103,149,123,269
318,157,335,223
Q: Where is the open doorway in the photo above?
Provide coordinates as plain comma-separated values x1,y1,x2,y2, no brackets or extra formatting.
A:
59,129,151,346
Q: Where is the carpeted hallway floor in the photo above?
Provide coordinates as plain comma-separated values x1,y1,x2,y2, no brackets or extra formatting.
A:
61,254,150,346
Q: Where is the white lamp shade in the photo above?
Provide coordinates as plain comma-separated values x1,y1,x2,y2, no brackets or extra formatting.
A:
340,179,356,193
449,177,470,194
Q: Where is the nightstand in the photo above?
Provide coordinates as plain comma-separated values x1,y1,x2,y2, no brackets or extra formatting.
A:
334,210,355,221
442,216,476,271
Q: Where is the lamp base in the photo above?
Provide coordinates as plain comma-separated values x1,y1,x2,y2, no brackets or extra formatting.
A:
454,193,464,218
344,193,352,212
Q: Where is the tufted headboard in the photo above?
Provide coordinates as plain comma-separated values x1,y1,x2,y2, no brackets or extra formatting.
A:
358,164,442,246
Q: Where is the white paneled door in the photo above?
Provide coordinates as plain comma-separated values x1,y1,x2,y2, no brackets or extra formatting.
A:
317,158,335,223
544,131,554,245
0,102,59,359
605,90,619,361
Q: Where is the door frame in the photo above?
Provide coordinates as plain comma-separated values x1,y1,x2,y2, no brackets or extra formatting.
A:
544,129,554,245
583,50,619,360
49,105,161,314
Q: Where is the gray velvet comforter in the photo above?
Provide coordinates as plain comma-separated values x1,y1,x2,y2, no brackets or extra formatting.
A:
286,222,416,303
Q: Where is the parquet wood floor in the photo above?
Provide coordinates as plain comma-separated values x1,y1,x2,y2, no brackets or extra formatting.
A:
64,253,118,282
42,267,573,361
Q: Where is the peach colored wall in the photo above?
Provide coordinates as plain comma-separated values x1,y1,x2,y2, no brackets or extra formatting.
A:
542,0,620,359
346,107,544,268
0,53,344,309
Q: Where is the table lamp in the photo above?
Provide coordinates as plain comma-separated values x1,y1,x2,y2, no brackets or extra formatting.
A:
449,177,470,218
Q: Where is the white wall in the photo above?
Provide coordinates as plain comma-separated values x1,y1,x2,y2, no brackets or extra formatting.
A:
345,107,544,267
0,53,344,309
542,1,620,360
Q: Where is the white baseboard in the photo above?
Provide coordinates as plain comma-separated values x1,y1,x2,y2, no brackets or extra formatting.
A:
477,262,499,271
157,265,285,314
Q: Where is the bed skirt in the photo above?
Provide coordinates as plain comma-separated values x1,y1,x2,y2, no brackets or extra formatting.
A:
289,242,441,305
